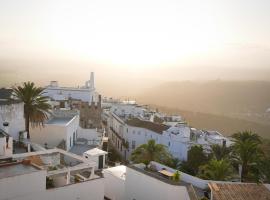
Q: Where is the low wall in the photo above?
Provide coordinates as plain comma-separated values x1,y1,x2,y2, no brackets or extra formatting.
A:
78,128,102,141
150,161,209,189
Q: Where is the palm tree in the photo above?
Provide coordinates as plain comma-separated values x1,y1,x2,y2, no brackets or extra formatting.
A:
211,144,231,161
199,158,233,181
131,139,172,166
13,82,51,139
231,131,262,182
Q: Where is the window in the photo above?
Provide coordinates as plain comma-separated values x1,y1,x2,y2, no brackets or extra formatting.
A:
168,142,171,147
132,141,136,149
127,128,129,133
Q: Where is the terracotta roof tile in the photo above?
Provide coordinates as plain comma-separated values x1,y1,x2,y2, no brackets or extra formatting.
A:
126,118,169,134
209,182,270,200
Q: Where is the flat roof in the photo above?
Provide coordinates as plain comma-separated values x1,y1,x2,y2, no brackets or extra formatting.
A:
209,182,270,200
0,163,40,179
104,165,126,180
46,117,74,125
84,148,107,156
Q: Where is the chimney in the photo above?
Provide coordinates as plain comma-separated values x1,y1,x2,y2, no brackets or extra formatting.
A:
98,95,102,107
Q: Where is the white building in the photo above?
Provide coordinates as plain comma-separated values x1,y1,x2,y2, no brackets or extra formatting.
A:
108,111,191,160
83,148,107,170
107,102,232,161
103,164,192,200
44,72,98,104
0,89,26,140
0,149,104,200
30,110,80,151
0,129,13,159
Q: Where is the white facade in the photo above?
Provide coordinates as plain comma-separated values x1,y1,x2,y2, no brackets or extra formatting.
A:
30,114,79,151
0,149,104,200
103,165,126,200
103,165,191,200
0,102,25,140
0,131,13,158
110,103,146,119
125,166,190,200
161,124,191,161
122,125,163,159
44,72,98,103
108,112,191,161
83,148,107,170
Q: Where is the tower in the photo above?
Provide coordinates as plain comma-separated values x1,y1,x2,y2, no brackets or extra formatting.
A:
90,72,95,90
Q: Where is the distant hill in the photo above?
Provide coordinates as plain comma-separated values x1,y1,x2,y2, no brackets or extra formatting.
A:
136,81,270,139
147,105,270,139
137,81,270,124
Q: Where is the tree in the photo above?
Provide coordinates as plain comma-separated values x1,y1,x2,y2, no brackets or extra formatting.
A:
210,144,231,161
13,82,51,139
131,139,172,166
180,145,208,175
199,158,233,181
231,131,262,182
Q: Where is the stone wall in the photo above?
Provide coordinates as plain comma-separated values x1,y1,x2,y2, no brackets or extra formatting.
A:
79,95,102,129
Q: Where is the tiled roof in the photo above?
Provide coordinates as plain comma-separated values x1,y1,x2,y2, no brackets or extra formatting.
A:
126,118,169,134
209,182,270,200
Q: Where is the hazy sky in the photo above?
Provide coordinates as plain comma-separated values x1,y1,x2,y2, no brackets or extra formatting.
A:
0,0,270,96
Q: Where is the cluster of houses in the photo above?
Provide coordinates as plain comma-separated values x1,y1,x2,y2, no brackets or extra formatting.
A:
0,73,269,200
103,100,232,161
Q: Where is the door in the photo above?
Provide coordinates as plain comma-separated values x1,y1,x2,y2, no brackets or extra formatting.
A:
98,155,103,169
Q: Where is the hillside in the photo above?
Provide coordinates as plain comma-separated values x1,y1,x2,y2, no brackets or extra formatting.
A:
137,80,270,125
148,105,270,139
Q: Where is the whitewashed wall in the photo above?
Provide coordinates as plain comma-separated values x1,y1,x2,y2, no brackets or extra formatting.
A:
125,167,190,200
0,170,104,200
123,125,162,158
103,168,125,200
0,170,47,200
151,161,209,189
30,115,79,151
44,87,95,103
0,103,25,140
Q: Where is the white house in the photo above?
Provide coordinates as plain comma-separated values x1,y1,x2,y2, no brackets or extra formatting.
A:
83,148,107,170
0,129,13,159
0,149,104,200
108,112,191,161
107,102,232,161
30,110,80,151
44,72,98,104
103,164,192,200
0,89,26,140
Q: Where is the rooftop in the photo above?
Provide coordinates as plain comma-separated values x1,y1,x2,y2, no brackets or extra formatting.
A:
104,165,126,180
126,118,169,134
84,148,107,156
0,161,40,179
46,117,74,125
0,88,22,105
209,182,270,200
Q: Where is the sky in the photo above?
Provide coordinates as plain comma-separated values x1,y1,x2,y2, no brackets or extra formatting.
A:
0,0,270,96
